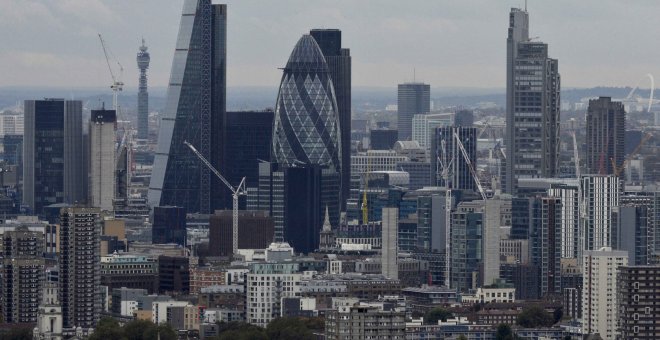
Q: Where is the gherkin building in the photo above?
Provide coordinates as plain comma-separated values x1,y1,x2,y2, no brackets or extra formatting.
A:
272,35,341,173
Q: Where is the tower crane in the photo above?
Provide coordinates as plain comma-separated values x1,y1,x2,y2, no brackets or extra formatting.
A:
611,132,652,177
361,156,371,224
184,141,246,255
571,131,580,178
98,34,124,111
437,137,454,288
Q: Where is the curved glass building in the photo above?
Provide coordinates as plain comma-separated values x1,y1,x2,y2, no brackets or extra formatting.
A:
272,35,341,173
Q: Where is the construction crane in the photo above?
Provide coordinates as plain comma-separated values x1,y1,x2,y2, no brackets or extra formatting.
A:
436,138,454,288
611,132,652,177
361,157,371,224
184,141,246,255
454,131,487,201
98,33,124,111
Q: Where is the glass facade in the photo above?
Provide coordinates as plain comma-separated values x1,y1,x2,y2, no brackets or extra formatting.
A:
149,0,226,214
432,126,477,191
272,34,341,174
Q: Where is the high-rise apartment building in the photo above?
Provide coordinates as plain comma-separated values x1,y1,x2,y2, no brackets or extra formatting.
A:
2,226,45,323
505,8,560,193
431,126,478,191
529,197,562,297
398,83,430,141
23,99,85,214
59,207,102,330
451,200,484,292
382,207,399,280
89,108,116,211
617,265,660,340
582,247,627,340
586,97,625,175
547,183,580,259
581,175,619,252
136,39,150,140
617,205,651,265
246,262,302,327
310,29,351,211
149,0,227,214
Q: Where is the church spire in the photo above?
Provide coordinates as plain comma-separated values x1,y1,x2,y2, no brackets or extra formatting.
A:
322,205,331,231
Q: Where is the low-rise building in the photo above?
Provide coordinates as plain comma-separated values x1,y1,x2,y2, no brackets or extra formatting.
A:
100,253,158,293
325,303,406,340
461,287,515,304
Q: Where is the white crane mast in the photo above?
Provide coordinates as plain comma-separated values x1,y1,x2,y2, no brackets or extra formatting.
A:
437,139,454,288
184,141,245,255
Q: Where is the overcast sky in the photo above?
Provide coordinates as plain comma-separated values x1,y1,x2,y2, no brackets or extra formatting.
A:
1,0,658,90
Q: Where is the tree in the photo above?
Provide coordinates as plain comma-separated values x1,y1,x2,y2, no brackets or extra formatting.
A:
496,323,515,340
0,327,33,340
424,307,452,325
266,317,314,340
89,317,125,340
123,319,157,340
142,324,178,340
553,307,563,323
516,306,555,328
300,316,325,332
457,335,468,340
214,321,266,340
88,318,177,340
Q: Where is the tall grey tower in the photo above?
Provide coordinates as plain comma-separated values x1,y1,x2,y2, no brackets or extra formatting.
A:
136,38,150,140
586,97,625,175
149,0,227,214
398,82,430,141
310,29,351,212
504,7,560,193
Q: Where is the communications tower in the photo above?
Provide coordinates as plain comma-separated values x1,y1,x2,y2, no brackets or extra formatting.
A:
136,38,150,140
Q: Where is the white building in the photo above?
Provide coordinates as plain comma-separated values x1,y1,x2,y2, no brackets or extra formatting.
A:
461,287,516,304
580,175,619,252
246,262,302,327
582,247,627,340
351,150,409,175
34,283,63,340
89,109,116,211
547,183,580,259
483,197,507,285
411,112,453,150
381,207,398,280
0,114,24,136
152,300,189,324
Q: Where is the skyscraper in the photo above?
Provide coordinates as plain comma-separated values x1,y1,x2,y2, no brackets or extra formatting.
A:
270,34,342,250
149,0,227,214
310,29,351,211
382,207,399,280
397,83,430,141
505,7,560,193
581,175,619,252
586,97,625,175
136,39,150,140
59,207,102,330
529,197,562,297
617,265,660,340
89,108,116,211
23,99,85,214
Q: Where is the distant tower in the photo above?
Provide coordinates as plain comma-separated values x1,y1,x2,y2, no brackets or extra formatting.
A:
319,206,335,250
136,38,150,140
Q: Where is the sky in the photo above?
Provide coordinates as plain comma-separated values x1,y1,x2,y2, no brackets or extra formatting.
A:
1,0,659,91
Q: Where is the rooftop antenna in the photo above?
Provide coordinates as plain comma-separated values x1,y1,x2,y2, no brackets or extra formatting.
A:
525,0,527,11
413,68,416,82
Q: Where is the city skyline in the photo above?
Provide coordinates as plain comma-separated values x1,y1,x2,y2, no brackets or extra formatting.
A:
1,1,660,89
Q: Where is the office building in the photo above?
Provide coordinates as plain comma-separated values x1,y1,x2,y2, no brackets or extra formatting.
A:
586,97,625,175
505,7,560,193
59,207,102,330
529,197,562,297
454,109,474,127
3,134,22,166
483,197,507,286
0,114,24,136
582,247,627,340
370,129,398,150
209,210,274,256
382,207,398,280
412,112,452,149
158,255,190,294
89,108,116,211
581,175,619,251
152,206,186,246
2,226,45,323
310,29,351,211
246,262,302,327
617,265,660,340
137,39,150,140
23,99,85,214
398,83,430,141
149,0,227,214
225,110,273,198
431,126,478,191
100,253,158,293
352,150,409,175
397,161,431,190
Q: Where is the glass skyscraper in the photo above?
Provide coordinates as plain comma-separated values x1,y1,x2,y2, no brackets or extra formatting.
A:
149,0,227,214
504,7,560,194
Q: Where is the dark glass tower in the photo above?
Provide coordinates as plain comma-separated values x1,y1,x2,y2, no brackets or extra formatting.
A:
310,29,351,211
586,97,625,175
136,39,150,140
397,83,430,141
23,99,85,214
149,0,227,214
431,126,477,191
